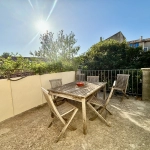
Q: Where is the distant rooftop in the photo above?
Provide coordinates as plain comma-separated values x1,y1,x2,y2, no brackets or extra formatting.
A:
128,36,150,43
100,31,126,43
105,31,126,41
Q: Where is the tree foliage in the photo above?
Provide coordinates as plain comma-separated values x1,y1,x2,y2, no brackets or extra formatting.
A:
1,52,11,58
0,53,32,79
78,39,150,70
0,53,76,79
30,30,80,63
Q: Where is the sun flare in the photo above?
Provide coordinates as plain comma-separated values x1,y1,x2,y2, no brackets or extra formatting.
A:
36,20,49,33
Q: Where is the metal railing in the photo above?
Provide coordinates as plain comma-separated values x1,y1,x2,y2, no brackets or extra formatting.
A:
80,69,142,96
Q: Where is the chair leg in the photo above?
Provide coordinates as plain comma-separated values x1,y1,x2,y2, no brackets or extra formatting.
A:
105,108,112,115
55,108,78,143
89,106,102,121
110,88,114,98
68,125,77,131
51,112,54,118
99,107,112,119
89,108,112,120
89,115,97,121
119,91,129,102
97,106,112,115
63,118,77,131
122,91,129,99
48,116,54,128
48,112,55,128
87,103,111,127
99,107,105,114
48,120,53,128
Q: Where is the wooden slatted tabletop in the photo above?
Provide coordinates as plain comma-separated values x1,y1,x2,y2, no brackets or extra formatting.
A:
49,82,106,98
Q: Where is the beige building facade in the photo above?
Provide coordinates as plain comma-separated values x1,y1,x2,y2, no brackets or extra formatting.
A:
128,36,150,51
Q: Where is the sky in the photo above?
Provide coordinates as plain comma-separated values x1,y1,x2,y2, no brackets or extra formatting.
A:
0,0,150,57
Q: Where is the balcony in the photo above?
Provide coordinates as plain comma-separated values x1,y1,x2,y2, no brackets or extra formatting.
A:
0,70,150,149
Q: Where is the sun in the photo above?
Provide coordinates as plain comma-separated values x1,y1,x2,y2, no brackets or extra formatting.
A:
36,20,49,33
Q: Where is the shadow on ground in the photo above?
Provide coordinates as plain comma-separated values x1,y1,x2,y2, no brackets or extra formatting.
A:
0,95,150,150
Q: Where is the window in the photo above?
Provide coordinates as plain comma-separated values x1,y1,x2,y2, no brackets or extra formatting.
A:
135,43,139,48
129,43,139,48
129,43,132,47
144,47,148,52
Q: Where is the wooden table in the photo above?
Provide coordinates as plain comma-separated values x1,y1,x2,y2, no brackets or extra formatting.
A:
48,81,107,134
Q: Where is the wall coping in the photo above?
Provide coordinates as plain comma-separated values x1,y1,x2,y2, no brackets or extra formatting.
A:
141,68,150,71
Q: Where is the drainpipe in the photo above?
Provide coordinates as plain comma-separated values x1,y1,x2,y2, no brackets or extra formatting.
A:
140,36,144,50
142,42,144,50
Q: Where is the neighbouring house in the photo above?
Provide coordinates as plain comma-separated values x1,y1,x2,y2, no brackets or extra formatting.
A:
128,36,150,51
100,31,126,43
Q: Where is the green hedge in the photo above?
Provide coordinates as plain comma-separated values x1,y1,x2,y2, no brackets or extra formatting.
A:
0,55,76,79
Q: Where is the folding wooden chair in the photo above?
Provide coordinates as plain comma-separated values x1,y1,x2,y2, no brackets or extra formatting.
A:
49,79,62,89
87,76,99,96
41,87,78,142
110,74,130,100
87,88,113,127
87,76,99,82
49,79,64,105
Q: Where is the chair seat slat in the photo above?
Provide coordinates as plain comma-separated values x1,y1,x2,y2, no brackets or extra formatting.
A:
57,102,76,116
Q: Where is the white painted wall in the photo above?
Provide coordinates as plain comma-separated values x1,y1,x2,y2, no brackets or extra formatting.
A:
0,71,75,122
0,79,13,121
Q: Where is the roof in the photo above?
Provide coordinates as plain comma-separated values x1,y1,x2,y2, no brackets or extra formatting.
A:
128,38,150,44
105,31,126,40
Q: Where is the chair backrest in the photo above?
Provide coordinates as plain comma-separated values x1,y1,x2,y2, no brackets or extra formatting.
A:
87,76,99,82
41,87,62,120
76,74,85,81
49,79,62,89
115,74,130,92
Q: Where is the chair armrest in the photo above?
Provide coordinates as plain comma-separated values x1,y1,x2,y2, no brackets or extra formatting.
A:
113,80,116,87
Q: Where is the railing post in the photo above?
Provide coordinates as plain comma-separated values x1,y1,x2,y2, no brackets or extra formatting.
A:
141,68,150,101
75,69,81,81
81,69,142,95
76,69,81,75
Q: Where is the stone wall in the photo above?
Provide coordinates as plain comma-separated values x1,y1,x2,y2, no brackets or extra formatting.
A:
141,68,150,101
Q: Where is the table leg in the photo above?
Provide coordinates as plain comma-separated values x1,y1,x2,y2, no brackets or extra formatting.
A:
82,98,87,134
103,84,106,100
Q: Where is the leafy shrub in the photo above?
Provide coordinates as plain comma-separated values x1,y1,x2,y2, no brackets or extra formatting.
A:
0,54,76,79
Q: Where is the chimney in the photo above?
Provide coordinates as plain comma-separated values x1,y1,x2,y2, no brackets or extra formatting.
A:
100,37,102,42
140,36,143,41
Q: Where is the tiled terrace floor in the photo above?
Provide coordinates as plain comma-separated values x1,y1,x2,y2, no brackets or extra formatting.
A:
0,95,150,150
